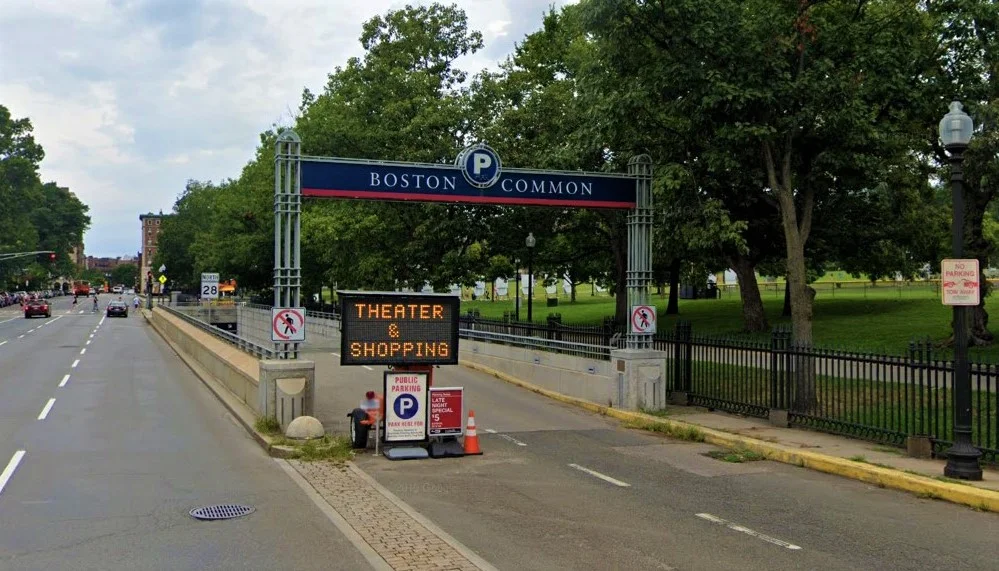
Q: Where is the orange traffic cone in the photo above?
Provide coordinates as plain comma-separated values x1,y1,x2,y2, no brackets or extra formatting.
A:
463,410,482,455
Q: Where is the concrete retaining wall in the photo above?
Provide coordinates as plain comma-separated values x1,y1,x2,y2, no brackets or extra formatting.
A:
149,307,260,413
459,339,618,406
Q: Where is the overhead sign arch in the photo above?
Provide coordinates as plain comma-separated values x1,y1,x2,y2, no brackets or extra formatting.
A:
273,131,653,359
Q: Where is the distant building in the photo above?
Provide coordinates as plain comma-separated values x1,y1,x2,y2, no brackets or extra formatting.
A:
86,256,121,273
139,212,172,293
70,243,85,268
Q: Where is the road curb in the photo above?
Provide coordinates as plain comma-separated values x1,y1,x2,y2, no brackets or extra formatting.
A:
142,308,283,457
461,359,999,513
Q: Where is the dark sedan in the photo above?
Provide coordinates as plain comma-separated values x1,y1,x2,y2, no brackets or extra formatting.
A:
106,300,128,318
24,299,51,318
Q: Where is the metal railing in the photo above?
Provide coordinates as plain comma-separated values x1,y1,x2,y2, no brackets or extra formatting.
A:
159,304,275,359
460,328,614,360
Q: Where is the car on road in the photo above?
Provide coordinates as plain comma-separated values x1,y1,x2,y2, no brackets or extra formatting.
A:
106,300,128,318
112,285,124,294
24,299,51,319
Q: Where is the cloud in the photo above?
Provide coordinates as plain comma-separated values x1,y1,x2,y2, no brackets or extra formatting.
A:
0,0,571,257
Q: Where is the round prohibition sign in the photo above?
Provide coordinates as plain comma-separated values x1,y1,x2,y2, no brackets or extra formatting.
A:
631,305,656,334
272,308,305,341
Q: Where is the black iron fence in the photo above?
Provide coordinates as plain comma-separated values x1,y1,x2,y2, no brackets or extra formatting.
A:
459,314,997,463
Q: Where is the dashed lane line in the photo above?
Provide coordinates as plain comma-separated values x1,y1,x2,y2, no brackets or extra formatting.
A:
37,398,56,420
568,463,631,488
0,451,26,496
59,374,70,388
695,513,802,551
71,359,79,368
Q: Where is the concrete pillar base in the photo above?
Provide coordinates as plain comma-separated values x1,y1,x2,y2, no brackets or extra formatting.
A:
768,409,790,428
259,359,315,430
610,349,669,410
906,435,933,459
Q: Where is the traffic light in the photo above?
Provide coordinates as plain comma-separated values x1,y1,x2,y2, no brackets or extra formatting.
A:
49,253,56,262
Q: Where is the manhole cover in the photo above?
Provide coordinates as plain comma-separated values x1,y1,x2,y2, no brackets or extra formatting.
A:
189,504,255,521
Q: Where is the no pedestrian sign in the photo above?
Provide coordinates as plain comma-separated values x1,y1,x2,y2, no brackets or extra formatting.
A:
941,259,980,306
271,308,306,342
429,387,464,436
630,305,656,334
384,371,428,442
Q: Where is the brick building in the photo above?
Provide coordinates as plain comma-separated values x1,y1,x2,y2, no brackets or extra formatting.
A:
139,212,171,293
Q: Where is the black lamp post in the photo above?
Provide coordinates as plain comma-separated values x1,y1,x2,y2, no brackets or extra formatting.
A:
526,232,536,323
514,257,520,322
940,101,983,480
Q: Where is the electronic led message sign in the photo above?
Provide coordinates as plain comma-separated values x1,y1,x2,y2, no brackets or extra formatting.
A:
338,291,460,366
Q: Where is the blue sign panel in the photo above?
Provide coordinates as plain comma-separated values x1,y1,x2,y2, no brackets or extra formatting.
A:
301,146,636,209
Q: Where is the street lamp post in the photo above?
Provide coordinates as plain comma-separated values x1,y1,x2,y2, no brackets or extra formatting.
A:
514,257,520,322
940,101,983,480
526,232,536,323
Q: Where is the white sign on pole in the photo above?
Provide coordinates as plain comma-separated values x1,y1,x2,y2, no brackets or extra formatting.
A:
630,305,657,334
200,272,220,299
384,371,428,442
271,307,306,342
941,259,980,306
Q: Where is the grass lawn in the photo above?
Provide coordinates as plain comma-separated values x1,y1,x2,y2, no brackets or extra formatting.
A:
460,282,994,358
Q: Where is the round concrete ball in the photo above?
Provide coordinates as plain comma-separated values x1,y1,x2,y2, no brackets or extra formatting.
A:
285,416,325,440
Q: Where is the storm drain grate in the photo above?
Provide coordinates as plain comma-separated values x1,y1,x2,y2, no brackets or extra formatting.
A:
189,504,255,521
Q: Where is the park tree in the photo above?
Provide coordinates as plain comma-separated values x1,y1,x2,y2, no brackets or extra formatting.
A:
295,3,486,295
918,0,999,345
111,263,138,290
154,180,221,291
582,0,938,408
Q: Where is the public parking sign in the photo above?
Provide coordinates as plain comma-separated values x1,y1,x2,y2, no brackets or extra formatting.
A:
271,307,306,342
384,371,428,442
941,259,981,306
428,387,464,436
201,273,220,299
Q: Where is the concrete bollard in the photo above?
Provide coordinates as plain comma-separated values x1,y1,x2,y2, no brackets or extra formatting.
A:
258,359,316,430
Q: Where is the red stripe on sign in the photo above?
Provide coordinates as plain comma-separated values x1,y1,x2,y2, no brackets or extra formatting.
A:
301,188,636,209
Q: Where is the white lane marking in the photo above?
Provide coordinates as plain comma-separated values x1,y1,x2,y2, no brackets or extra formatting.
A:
695,513,802,550
0,316,17,325
99,315,106,325
89,334,94,339
78,310,84,314
568,463,631,487
59,374,70,388
331,352,340,357
362,365,373,371
79,348,86,355
484,428,497,434
0,340,6,346
0,451,26,496
71,359,80,368
17,335,24,339
86,340,91,345
45,316,62,325
27,329,35,333
498,433,528,447
37,398,56,420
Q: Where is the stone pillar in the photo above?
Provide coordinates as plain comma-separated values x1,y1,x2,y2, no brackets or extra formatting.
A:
259,359,315,429
611,349,669,410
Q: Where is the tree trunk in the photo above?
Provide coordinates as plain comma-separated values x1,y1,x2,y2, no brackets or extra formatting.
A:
612,228,628,326
729,254,768,331
666,258,680,315
966,188,994,344
766,143,817,411
571,280,576,303
782,279,792,317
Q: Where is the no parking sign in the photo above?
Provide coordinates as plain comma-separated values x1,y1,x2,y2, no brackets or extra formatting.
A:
383,371,428,442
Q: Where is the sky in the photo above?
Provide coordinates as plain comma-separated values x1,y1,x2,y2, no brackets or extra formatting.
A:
0,0,572,258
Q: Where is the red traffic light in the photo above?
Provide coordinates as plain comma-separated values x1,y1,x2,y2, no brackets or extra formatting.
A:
49,253,56,261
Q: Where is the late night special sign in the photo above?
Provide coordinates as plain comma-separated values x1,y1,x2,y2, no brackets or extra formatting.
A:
338,292,460,366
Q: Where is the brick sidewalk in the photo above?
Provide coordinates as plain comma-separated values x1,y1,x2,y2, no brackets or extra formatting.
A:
290,460,485,571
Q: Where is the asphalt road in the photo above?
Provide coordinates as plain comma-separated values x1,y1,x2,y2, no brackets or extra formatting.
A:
0,297,370,571
316,353,999,571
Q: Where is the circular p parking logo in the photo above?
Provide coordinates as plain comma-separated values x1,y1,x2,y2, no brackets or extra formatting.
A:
460,143,502,189
393,393,420,419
